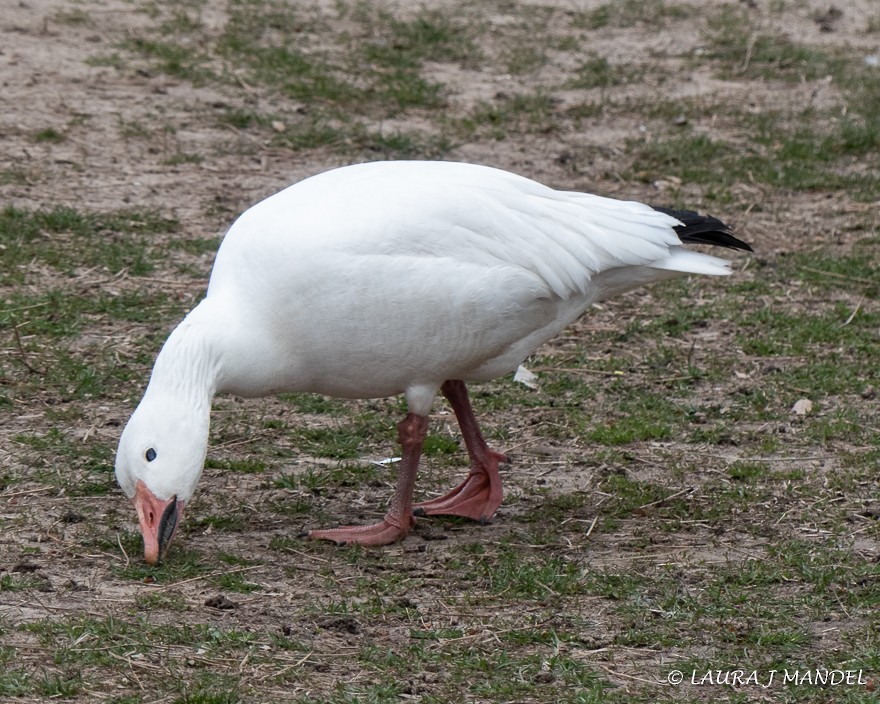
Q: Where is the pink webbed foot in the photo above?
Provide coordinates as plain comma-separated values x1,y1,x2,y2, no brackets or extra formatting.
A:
414,449,507,523
308,513,414,547
308,412,428,547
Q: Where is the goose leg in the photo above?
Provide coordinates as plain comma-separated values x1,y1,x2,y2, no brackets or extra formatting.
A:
308,412,428,546
413,379,506,523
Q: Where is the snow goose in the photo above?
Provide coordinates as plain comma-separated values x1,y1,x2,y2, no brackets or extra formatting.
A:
114,160,751,564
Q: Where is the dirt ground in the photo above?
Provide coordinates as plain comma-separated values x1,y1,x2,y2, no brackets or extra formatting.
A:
1,0,878,702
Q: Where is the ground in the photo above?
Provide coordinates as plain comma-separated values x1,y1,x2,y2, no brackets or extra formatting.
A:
1,0,878,702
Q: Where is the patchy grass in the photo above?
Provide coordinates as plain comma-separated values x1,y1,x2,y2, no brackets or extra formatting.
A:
568,54,636,90
629,120,880,202
703,6,847,82
0,205,177,281
1,0,878,703
573,0,691,30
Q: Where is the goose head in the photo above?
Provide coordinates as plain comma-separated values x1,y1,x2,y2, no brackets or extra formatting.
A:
115,393,210,565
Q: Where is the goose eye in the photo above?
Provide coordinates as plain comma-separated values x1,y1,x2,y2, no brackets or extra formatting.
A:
145,448,157,462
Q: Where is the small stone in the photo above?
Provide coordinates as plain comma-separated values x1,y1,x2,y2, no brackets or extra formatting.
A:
792,398,813,416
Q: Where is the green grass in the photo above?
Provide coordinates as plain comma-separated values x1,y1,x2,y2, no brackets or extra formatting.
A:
3,2,879,703
0,205,177,283
119,0,477,148
111,542,214,582
629,123,880,201
381,10,479,65
1,573,49,592
204,457,267,474
568,54,635,90
124,37,213,83
163,151,204,166
622,14,880,204
573,0,690,30
34,127,65,143
456,90,560,140
502,44,548,75
704,6,847,82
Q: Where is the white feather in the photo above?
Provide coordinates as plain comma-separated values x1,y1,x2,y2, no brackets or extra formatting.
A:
116,160,742,502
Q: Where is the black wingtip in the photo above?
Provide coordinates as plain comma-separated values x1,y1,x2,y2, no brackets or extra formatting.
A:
651,205,753,252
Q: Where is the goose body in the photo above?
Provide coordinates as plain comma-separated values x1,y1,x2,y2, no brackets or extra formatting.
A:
115,161,751,564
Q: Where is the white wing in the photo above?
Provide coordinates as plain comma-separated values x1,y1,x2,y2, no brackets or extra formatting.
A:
205,161,734,397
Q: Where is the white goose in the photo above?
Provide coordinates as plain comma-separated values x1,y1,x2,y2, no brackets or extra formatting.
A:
114,160,750,564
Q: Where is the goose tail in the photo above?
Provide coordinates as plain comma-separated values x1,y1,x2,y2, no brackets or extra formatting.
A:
651,206,753,252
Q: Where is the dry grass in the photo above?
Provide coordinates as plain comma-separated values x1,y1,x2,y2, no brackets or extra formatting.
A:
1,0,878,702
